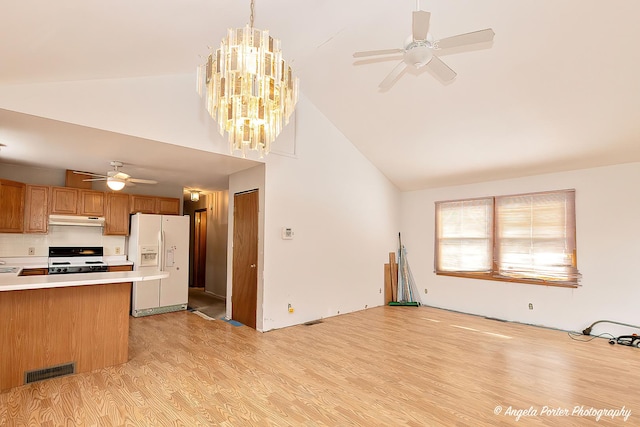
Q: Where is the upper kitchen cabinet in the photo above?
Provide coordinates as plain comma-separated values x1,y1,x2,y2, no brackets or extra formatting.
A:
78,190,105,216
50,186,79,215
156,197,181,215
0,179,26,233
50,187,105,216
129,195,156,214
104,192,130,236
24,185,49,234
130,195,180,215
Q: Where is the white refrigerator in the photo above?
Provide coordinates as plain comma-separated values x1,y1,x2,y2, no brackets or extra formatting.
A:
128,213,190,317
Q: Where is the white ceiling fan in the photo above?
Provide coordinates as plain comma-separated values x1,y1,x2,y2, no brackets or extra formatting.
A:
73,161,158,191
353,8,495,90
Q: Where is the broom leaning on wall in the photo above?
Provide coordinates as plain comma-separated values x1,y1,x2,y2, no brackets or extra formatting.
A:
389,233,421,307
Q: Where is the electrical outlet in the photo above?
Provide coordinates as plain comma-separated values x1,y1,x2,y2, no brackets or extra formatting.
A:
28,247,35,256
115,247,121,255
528,303,534,310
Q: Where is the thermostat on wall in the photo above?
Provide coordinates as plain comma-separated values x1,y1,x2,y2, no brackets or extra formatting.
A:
282,227,294,240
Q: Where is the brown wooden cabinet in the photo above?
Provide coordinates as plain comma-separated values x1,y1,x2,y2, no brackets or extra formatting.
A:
24,185,49,233
78,190,105,216
130,195,180,215
129,195,157,214
104,192,130,236
107,264,133,272
50,186,79,215
0,179,26,233
18,268,48,276
156,197,181,215
4,178,181,236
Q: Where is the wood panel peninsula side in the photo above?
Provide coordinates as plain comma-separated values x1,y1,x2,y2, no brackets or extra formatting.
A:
0,269,168,391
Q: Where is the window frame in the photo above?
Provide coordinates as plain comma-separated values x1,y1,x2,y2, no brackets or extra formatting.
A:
434,189,579,288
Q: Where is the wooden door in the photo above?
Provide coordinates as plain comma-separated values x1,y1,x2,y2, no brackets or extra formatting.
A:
232,190,258,329
193,209,207,288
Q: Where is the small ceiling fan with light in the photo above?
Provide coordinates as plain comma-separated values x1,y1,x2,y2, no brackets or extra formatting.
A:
73,161,158,191
353,3,495,90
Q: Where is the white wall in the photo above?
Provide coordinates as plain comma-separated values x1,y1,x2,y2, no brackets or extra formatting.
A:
0,75,228,155
259,96,401,331
0,226,125,258
400,162,640,336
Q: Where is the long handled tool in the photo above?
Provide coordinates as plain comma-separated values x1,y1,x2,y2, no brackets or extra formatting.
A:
389,232,421,307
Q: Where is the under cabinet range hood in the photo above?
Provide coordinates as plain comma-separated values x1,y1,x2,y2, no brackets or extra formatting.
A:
48,215,106,227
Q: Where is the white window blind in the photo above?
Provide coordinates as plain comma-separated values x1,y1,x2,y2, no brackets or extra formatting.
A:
435,189,580,286
495,190,579,284
436,198,493,272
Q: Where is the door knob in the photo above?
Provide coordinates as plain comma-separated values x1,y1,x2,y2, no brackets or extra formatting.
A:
250,264,256,268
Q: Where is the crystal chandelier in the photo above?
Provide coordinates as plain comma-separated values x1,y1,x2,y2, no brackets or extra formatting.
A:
197,0,299,158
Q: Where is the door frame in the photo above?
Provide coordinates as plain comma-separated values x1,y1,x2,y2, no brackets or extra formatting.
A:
193,208,207,288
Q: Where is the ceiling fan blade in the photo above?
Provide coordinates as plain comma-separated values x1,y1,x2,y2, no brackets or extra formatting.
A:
73,171,107,178
128,178,158,185
379,61,408,90
82,178,107,182
436,28,495,50
412,11,431,41
353,48,404,58
427,56,457,82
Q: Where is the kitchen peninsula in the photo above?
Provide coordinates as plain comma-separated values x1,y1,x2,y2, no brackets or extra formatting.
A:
0,269,168,391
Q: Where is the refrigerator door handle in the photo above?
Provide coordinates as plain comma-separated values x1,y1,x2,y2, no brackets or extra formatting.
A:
161,230,166,270
158,230,163,271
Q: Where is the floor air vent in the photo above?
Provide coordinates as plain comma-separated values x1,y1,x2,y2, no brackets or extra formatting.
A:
304,320,323,326
25,362,75,384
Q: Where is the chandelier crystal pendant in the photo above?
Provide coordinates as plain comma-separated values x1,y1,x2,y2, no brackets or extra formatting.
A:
197,0,299,158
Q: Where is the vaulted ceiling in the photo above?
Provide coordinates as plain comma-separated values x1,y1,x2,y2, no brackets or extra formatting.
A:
1,0,639,192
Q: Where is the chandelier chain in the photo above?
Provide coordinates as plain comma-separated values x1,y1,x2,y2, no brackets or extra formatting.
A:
250,0,255,28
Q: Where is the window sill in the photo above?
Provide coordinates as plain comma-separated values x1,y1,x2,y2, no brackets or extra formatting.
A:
436,272,579,289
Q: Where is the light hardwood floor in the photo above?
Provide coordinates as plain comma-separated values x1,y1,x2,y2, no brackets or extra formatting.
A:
1,306,639,426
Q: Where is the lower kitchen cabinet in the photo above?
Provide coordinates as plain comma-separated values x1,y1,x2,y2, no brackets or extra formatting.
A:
19,268,48,276
107,265,133,272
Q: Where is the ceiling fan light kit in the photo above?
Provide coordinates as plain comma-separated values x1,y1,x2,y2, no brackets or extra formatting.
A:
353,8,494,90
107,177,126,191
196,0,298,158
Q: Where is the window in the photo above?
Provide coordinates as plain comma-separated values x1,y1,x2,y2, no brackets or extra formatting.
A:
435,189,580,287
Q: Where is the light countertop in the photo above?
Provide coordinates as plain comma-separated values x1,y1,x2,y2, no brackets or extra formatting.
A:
0,270,168,292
